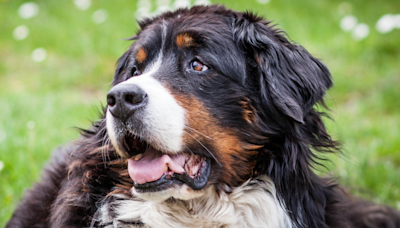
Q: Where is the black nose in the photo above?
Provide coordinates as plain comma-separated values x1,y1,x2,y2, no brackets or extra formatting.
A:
107,84,148,122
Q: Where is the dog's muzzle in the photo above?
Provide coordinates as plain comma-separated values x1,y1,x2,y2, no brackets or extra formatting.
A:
105,77,211,195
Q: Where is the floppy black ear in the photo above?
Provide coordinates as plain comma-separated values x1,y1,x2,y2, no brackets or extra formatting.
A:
233,13,345,228
233,13,332,123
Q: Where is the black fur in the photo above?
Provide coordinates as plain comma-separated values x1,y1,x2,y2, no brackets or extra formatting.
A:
232,12,342,227
6,5,400,228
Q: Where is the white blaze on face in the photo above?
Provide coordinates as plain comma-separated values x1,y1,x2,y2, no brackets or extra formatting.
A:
106,56,186,154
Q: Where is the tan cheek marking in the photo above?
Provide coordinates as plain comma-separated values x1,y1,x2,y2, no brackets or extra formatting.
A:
176,33,194,48
172,94,260,187
136,48,147,64
212,131,258,185
240,98,255,124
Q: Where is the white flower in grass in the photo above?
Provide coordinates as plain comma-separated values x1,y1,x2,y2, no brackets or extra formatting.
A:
13,25,29,40
376,14,395,34
27,121,36,130
256,0,271,4
155,5,172,14
173,0,191,9
74,0,91,11
352,23,369,41
193,0,211,6
136,8,152,18
157,0,171,6
0,161,4,172
137,0,152,11
31,48,47,63
340,15,357,32
18,2,39,19
136,0,153,18
92,9,108,24
155,0,172,14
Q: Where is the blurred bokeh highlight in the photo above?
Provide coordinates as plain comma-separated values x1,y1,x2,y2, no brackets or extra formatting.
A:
0,0,399,225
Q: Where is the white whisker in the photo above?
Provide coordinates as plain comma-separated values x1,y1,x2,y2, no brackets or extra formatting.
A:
185,126,214,140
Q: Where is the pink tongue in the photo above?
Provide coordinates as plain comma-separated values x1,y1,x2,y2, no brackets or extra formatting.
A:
128,147,185,184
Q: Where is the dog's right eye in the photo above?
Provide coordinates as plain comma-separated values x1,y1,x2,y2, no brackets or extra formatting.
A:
189,60,208,72
131,67,141,77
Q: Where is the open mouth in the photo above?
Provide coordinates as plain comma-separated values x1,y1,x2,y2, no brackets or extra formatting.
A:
121,132,211,192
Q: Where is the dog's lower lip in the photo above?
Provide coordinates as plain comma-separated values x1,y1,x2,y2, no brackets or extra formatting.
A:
174,159,211,190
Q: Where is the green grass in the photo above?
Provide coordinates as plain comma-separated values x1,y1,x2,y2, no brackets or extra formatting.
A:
1,0,399,225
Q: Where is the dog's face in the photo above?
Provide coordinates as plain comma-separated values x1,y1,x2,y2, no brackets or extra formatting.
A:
106,6,332,202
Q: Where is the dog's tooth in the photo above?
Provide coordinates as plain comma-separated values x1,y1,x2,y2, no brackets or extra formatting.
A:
165,164,168,171
133,154,142,161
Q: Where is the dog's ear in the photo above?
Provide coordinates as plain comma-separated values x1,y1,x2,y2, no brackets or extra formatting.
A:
233,13,332,123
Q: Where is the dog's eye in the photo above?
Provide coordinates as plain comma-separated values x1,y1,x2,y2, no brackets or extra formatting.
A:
131,67,141,77
189,60,208,72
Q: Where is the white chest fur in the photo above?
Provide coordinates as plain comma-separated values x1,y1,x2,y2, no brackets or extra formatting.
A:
97,176,294,228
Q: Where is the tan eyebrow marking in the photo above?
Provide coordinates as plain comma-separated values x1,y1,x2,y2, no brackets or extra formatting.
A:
176,33,195,48
136,48,147,64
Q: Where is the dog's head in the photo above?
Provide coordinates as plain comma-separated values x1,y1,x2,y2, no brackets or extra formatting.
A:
105,5,333,202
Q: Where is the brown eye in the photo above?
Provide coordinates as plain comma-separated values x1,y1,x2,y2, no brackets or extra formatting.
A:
190,60,208,72
131,67,141,77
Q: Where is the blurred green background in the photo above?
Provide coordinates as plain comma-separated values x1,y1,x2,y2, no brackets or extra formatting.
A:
0,0,399,225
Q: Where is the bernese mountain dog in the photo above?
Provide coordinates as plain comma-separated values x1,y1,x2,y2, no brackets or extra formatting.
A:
7,5,400,228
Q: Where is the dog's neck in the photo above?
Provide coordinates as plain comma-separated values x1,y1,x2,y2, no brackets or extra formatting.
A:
96,175,295,228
